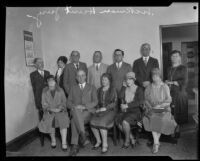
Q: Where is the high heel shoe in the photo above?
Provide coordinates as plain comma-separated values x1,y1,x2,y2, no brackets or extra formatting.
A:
62,144,68,151
130,139,139,148
152,143,160,154
101,146,109,154
121,143,130,149
51,142,56,149
92,142,102,150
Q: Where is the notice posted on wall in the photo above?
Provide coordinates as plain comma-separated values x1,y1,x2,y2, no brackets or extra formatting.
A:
24,30,35,66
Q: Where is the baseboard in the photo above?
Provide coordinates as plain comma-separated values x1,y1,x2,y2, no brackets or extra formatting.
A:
6,127,39,152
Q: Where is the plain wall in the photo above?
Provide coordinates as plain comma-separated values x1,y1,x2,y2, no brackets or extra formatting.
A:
5,7,43,143
38,3,198,75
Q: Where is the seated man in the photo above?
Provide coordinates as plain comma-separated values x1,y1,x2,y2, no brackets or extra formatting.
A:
67,69,98,156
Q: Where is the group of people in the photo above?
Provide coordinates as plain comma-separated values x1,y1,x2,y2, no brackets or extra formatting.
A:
30,43,188,156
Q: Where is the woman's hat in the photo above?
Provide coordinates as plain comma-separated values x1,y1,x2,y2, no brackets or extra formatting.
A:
126,72,136,80
46,75,55,81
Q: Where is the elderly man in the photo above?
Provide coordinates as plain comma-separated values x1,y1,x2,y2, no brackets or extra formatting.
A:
30,57,50,146
87,51,108,89
132,43,159,147
67,69,98,156
132,43,159,89
63,51,87,95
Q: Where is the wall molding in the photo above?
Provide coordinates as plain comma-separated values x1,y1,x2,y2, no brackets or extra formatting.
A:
6,127,38,152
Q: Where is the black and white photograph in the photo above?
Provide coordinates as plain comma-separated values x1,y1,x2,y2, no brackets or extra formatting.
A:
4,2,198,159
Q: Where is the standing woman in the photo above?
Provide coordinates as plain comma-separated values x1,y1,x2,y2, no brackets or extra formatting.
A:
165,50,188,124
90,73,118,154
38,75,69,151
55,56,68,97
143,68,178,153
115,72,144,149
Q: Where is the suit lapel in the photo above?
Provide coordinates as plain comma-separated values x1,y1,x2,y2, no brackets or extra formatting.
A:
139,58,148,73
82,83,90,95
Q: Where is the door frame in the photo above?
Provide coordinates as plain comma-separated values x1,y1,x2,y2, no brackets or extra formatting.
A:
159,22,198,79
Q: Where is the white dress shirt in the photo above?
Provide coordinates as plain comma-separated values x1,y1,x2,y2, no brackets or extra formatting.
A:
143,56,149,63
79,82,86,89
94,63,101,70
38,69,44,77
116,61,122,69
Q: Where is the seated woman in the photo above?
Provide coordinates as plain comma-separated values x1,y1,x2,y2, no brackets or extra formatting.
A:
38,75,69,151
115,72,144,149
142,68,178,154
90,73,118,154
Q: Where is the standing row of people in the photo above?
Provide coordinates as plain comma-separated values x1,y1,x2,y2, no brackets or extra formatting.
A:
30,43,188,156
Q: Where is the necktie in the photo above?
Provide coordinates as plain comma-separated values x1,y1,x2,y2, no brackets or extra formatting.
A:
76,64,79,70
80,84,84,90
144,58,148,66
96,64,99,71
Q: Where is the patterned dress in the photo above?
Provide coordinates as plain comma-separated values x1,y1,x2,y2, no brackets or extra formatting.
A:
142,82,177,135
90,87,118,129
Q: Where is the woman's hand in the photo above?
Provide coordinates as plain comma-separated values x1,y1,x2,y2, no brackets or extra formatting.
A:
120,104,128,111
49,108,61,113
153,105,161,109
99,107,107,112
173,81,179,86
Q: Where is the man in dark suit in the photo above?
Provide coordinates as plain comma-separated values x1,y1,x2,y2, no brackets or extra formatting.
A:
107,49,132,95
133,43,159,89
63,51,88,95
67,69,98,156
30,58,50,120
132,43,159,147
30,57,50,145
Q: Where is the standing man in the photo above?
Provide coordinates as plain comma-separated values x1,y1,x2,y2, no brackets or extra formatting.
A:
67,69,98,156
30,57,50,145
132,43,159,89
132,43,159,147
107,49,132,96
87,51,108,90
63,51,87,95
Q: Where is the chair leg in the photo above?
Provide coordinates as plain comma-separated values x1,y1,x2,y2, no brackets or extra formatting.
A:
39,132,45,147
113,125,117,146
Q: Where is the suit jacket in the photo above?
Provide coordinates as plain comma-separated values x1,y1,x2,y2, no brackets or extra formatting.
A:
63,62,87,94
67,83,98,113
30,70,50,109
87,63,108,89
107,62,132,94
132,57,159,87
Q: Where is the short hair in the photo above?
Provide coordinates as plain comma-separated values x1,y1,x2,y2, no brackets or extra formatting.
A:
141,43,151,50
94,51,102,56
46,74,56,82
33,57,42,64
76,69,86,76
101,73,112,85
57,56,68,64
170,50,182,57
114,49,124,56
151,68,161,78
71,50,80,57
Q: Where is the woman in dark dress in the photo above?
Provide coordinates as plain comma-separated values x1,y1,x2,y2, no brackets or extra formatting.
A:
115,72,144,149
55,56,68,97
165,50,188,124
90,73,118,154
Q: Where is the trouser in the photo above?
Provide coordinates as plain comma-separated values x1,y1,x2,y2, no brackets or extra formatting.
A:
70,108,92,145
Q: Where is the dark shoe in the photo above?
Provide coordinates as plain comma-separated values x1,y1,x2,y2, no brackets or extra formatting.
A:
80,132,90,147
175,125,180,138
61,144,68,151
121,143,130,149
101,146,109,154
92,142,102,150
146,140,153,147
69,145,79,156
130,139,139,148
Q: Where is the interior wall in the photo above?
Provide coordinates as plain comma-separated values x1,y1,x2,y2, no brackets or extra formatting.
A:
5,7,43,143
37,3,198,75
162,24,198,51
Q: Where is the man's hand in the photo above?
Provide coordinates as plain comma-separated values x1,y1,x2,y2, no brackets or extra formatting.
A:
75,105,86,111
120,104,128,111
142,81,150,88
173,81,179,86
49,108,61,113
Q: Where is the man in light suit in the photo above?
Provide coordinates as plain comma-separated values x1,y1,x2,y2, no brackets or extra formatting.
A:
132,43,159,147
30,57,50,146
107,49,132,96
87,51,108,90
63,51,87,95
132,43,159,89
67,69,98,156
